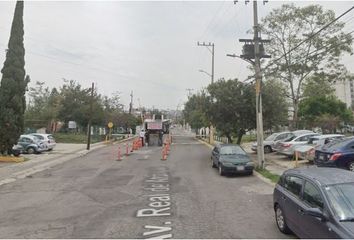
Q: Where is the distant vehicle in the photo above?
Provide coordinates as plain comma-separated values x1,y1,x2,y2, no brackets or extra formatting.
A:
295,134,345,161
251,131,293,153
211,144,254,176
29,133,56,151
274,167,354,238
276,133,320,158
314,137,354,171
16,135,46,154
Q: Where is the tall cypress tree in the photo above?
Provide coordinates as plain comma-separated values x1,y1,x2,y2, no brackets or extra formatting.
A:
0,1,29,155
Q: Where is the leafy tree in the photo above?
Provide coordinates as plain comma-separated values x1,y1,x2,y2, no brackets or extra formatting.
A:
207,79,255,143
299,95,353,130
0,1,29,154
315,114,341,134
183,91,209,134
302,73,335,99
58,79,104,130
261,4,352,128
262,79,289,131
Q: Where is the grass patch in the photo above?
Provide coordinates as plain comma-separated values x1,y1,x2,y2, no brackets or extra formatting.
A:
240,134,257,144
255,167,280,183
53,133,104,144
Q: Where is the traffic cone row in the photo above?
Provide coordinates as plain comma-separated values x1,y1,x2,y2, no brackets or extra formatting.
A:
116,138,143,161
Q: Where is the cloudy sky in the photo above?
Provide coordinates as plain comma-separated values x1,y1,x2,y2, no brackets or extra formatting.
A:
0,1,354,110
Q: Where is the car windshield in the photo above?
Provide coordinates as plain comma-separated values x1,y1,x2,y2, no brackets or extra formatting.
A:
220,146,246,155
325,183,354,220
265,133,277,141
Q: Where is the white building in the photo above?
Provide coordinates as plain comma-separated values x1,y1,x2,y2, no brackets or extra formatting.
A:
333,79,354,108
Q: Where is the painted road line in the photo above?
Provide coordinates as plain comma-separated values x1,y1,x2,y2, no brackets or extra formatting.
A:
136,166,173,239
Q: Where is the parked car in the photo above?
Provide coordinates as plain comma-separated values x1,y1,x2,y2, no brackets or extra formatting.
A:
29,133,56,151
273,130,315,152
17,135,46,154
251,131,293,153
276,133,320,158
274,167,354,238
314,137,354,171
211,144,254,176
294,134,345,161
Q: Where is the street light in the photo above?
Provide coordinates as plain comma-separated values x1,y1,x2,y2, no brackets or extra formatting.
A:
198,69,212,79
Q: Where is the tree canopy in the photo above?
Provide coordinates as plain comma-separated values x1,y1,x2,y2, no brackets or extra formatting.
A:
261,4,352,128
0,1,29,154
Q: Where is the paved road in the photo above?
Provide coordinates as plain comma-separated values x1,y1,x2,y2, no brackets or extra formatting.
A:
0,132,292,238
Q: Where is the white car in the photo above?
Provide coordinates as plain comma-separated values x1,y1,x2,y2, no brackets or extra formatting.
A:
277,133,320,158
251,131,293,153
29,133,56,151
294,134,345,161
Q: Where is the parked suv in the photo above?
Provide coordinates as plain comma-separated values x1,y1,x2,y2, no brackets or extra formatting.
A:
17,135,46,154
274,167,354,238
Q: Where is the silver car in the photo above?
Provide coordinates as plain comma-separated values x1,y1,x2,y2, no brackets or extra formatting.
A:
251,131,293,153
29,133,56,151
277,133,320,158
294,134,345,161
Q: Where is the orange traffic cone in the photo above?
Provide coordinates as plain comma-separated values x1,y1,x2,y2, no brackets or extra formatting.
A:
117,145,122,161
161,146,167,160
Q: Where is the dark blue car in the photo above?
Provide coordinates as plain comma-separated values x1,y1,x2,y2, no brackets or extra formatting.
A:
274,167,354,238
314,137,354,172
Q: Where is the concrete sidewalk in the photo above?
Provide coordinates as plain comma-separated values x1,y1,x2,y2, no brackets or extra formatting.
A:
0,136,138,187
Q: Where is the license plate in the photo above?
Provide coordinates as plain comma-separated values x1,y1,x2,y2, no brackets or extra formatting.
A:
319,155,324,160
236,166,245,171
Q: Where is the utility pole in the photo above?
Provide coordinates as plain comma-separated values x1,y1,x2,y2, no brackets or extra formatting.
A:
129,90,133,114
231,0,269,169
197,42,214,84
197,42,215,145
186,88,193,98
253,0,265,169
87,82,94,150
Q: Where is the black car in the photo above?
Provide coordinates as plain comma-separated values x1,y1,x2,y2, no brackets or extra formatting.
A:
273,167,354,238
314,137,354,172
211,144,254,176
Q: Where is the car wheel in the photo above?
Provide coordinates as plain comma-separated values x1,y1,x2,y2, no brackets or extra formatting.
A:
218,164,224,176
27,147,35,154
264,145,272,154
348,161,354,172
275,205,291,234
48,148,53,151
211,158,216,168
248,170,253,176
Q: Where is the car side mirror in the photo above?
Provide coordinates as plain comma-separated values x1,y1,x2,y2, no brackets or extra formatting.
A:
305,208,327,221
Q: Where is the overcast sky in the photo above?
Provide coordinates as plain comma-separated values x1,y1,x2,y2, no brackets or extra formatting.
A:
0,1,354,110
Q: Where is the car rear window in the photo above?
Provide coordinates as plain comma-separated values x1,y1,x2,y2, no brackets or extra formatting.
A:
48,135,55,140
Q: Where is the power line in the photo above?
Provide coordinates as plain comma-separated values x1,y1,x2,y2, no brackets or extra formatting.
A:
266,5,354,69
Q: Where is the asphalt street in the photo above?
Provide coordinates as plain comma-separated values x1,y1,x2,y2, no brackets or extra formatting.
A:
0,130,292,238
